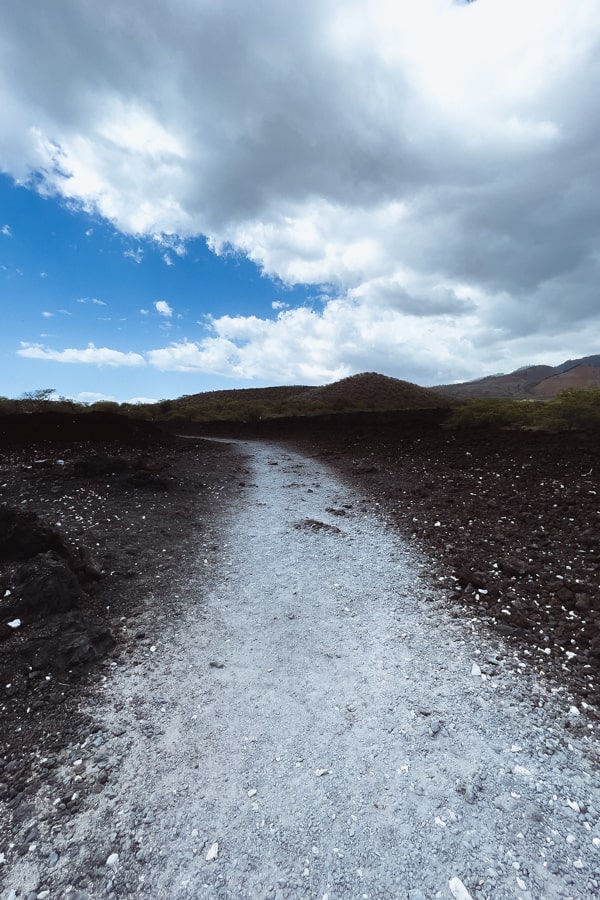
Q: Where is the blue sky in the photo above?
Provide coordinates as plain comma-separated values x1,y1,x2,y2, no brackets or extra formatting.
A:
2,0,600,402
1,173,313,401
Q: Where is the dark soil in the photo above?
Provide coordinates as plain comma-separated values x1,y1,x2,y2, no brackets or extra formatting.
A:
0,413,241,807
283,414,600,707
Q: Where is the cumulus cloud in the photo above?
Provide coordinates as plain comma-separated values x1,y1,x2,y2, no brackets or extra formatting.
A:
154,300,173,317
17,342,146,367
1,224,11,237
3,1,600,380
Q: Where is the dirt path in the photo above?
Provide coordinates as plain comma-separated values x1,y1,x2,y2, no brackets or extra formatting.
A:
3,442,599,899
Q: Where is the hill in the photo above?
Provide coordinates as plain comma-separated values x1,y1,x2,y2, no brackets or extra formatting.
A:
161,372,447,422
436,355,600,400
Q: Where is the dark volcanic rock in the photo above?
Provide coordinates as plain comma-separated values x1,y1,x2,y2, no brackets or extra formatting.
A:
0,505,68,560
12,551,83,615
54,617,114,669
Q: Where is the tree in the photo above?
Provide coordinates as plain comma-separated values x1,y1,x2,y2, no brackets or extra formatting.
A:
19,388,56,411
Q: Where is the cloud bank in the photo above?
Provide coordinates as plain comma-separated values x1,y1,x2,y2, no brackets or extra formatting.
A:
4,0,600,382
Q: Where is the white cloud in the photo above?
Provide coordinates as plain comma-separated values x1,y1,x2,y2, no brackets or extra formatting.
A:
162,252,174,266
139,308,149,315
41,311,54,318
1,224,11,237
143,296,479,384
22,286,600,387
76,391,116,403
77,296,106,306
124,247,144,264
3,1,600,381
155,300,173,317
17,342,146,367
272,301,289,310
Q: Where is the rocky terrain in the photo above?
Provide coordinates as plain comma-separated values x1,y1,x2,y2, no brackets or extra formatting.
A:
0,415,242,858
2,437,600,899
1,410,600,898
194,409,600,706
290,417,600,707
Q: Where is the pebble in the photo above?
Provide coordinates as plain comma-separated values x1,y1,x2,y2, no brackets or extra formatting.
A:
206,842,219,861
429,717,442,736
106,852,119,868
449,876,474,900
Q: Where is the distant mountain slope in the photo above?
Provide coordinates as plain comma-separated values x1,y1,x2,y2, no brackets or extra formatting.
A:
556,354,600,374
532,365,600,398
436,355,600,399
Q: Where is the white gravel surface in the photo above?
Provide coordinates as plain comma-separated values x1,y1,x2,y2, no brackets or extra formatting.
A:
3,441,600,899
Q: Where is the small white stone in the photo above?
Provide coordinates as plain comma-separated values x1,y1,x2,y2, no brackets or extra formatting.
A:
513,765,531,776
448,876,474,900
574,859,584,869
315,768,330,777
247,788,257,797
471,663,481,677
567,799,581,813
106,852,119,868
205,841,219,861
516,877,527,890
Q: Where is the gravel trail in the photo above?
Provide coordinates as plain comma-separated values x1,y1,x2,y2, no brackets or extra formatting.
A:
3,441,600,899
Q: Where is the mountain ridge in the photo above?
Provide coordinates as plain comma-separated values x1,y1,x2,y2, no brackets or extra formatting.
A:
435,354,600,399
